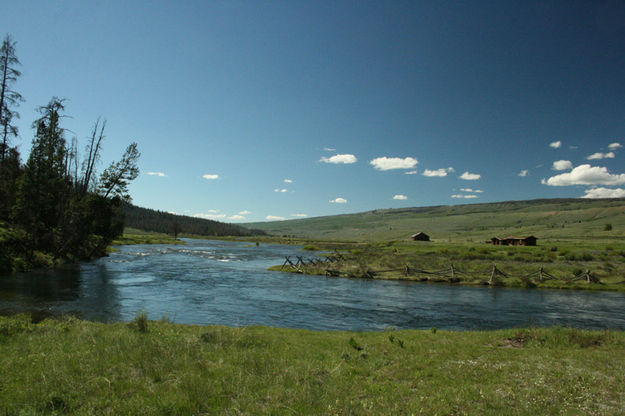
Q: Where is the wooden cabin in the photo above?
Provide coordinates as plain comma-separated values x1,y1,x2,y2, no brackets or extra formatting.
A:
491,236,537,246
411,232,430,241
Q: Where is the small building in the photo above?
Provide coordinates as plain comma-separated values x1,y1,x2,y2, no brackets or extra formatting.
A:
491,236,537,246
412,232,430,241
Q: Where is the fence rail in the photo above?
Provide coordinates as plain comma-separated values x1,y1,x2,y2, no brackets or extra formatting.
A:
280,254,612,285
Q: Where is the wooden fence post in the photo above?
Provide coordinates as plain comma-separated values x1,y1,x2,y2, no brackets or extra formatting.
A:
489,264,497,285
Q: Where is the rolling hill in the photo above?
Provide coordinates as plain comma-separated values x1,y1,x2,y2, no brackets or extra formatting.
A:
244,198,625,242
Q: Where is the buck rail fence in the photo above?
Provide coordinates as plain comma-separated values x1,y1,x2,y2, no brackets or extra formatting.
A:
279,253,622,285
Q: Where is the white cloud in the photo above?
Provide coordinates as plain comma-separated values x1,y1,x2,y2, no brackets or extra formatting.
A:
518,169,529,177
274,188,288,193
202,174,219,180
266,215,286,221
451,194,479,199
228,215,246,220
370,156,418,171
404,170,418,175
323,147,336,152
552,160,573,171
207,209,219,213
423,167,454,177
194,213,226,220
393,194,408,200
291,213,308,218
587,152,615,160
460,188,483,193
459,172,481,180
320,154,357,164
542,164,625,186
581,187,625,199
283,179,293,183
550,140,562,149
330,197,347,204
608,142,622,150
146,171,167,177
239,210,252,215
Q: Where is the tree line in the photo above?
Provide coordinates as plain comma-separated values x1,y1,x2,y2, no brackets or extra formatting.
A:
122,203,266,238
0,34,140,273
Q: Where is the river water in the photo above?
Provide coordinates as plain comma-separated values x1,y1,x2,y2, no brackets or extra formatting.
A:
1,239,624,331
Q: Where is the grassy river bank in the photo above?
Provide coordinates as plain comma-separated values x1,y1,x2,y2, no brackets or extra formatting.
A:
1,314,625,415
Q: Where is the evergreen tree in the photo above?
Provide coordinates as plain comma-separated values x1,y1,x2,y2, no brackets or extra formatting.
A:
12,98,70,253
0,34,24,161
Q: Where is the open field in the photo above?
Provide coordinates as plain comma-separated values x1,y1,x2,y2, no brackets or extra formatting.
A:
244,198,625,243
271,240,625,291
1,314,625,415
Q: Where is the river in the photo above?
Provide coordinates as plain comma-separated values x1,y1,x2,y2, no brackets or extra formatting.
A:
1,239,624,331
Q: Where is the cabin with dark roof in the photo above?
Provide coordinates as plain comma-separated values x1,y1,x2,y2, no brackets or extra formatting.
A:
491,236,537,246
411,232,430,241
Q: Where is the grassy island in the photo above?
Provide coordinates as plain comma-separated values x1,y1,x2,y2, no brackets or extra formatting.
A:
1,315,624,415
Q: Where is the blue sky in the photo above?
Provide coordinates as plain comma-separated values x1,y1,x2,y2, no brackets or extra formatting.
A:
2,1,625,222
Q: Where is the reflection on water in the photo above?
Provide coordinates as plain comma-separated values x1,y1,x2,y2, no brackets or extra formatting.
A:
1,239,625,331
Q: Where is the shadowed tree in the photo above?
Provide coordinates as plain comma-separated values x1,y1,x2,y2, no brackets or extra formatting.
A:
0,34,24,161
12,98,69,253
99,142,140,201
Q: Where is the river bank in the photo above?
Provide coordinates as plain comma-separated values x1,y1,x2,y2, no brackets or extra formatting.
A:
1,314,624,415
267,239,625,292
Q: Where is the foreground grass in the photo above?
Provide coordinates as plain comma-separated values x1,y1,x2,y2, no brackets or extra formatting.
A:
1,315,625,415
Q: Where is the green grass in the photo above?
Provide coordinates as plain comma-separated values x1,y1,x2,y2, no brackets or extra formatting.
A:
271,239,625,291
111,227,184,246
244,198,625,242
1,314,624,415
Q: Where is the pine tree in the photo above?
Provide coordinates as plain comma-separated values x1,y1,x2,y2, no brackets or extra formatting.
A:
0,34,24,161
13,98,70,253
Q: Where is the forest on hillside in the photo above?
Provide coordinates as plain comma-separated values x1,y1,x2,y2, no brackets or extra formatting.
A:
123,203,266,238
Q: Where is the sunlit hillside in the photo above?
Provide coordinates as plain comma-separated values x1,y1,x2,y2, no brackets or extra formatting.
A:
244,198,625,242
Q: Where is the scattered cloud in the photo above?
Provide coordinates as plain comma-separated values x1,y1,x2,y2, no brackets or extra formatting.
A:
283,179,293,183
608,142,622,150
451,194,479,199
238,210,252,215
194,213,226,220
291,213,308,218
518,169,529,177
460,188,483,193
552,160,573,171
330,197,347,204
459,172,481,180
274,188,288,193
405,170,418,175
146,171,167,177
550,140,562,149
569,145,578,150
320,154,357,164
370,156,418,171
207,209,219,213
323,147,336,152
202,174,219,180
542,164,625,186
393,194,408,200
228,215,246,220
587,152,615,160
581,187,625,199
266,215,286,221
423,167,454,177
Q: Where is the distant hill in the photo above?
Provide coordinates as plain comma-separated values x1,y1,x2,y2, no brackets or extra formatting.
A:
243,198,625,242
123,204,266,237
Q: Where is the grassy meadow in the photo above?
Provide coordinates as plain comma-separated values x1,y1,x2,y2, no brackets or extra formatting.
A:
1,314,625,415
240,198,625,290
